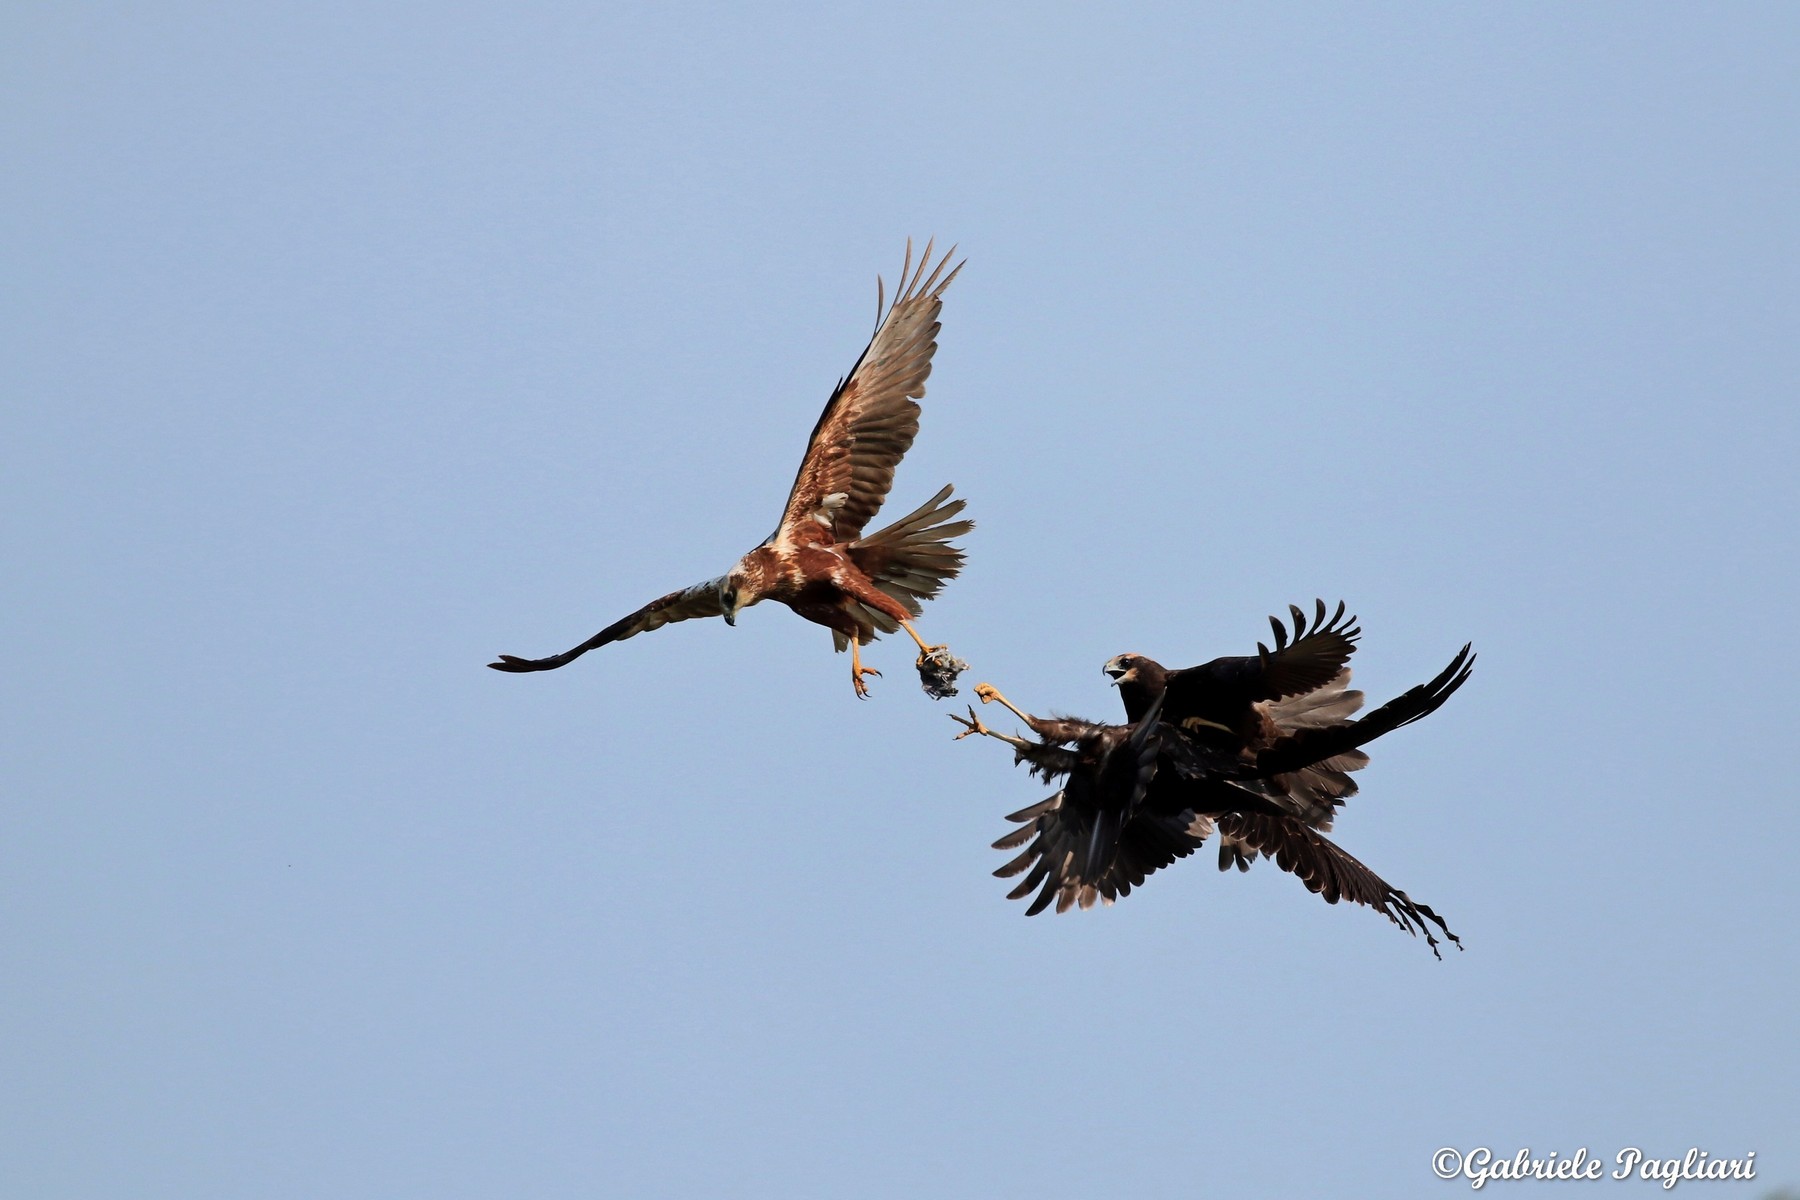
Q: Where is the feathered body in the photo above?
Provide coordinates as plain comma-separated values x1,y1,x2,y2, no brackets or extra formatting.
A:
490,242,972,695
725,483,971,651
959,603,1473,956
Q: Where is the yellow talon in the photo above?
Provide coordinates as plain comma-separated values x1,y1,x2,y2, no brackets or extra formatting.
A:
898,617,945,662
971,682,1035,727
850,634,880,699
949,706,989,740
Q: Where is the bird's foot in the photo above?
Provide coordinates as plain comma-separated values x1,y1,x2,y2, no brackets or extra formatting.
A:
948,706,991,740
913,642,950,667
852,664,882,700
973,682,1001,704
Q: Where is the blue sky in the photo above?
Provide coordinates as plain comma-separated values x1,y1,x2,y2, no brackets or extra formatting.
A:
6,4,1798,1197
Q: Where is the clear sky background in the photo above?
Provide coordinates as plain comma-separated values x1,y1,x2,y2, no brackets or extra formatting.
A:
6,4,1798,1197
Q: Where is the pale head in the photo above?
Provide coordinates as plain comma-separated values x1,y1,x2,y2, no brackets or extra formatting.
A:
719,571,748,626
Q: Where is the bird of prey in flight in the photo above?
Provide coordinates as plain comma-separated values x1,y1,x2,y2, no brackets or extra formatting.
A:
490,241,971,698
952,602,1472,955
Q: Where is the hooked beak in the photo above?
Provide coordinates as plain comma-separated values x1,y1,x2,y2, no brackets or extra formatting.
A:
722,610,736,627
1102,656,1128,685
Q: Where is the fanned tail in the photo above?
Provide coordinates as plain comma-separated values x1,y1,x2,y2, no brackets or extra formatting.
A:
836,484,973,648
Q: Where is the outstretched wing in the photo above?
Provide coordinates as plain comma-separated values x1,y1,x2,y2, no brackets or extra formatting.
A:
774,240,963,548
488,578,725,673
1253,644,1474,776
1163,599,1362,727
1214,812,1462,958
993,700,1177,915
993,794,1212,917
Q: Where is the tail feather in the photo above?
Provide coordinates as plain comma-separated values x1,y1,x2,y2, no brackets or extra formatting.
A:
836,484,972,649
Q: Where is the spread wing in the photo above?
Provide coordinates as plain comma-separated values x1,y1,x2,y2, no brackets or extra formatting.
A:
1164,599,1362,727
992,699,1176,915
488,578,725,673
774,240,963,547
1253,645,1474,776
993,793,1213,916
1213,812,1462,958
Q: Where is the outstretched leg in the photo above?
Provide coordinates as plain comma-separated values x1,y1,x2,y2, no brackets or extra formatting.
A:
897,618,948,666
850,632,881,700
972,682,1039,729
949,705,1035,750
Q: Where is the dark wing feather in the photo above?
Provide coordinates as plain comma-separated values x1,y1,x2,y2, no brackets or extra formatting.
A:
1060,707,1161,867
994,699,1177,915
1254,645,1474,775
994,795,1210,914
488,578,726,672
1164,599,1362,725
775,240,963,546
1214,812,1461,958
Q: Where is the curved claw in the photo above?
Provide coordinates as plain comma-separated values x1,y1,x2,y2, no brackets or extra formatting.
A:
852,664,882,700
913,643,949,667
949,706,989,740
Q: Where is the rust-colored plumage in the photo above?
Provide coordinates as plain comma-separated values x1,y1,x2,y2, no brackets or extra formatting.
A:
489,242,971,697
